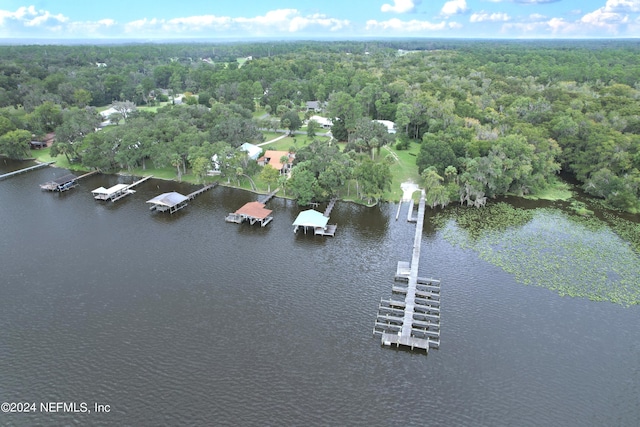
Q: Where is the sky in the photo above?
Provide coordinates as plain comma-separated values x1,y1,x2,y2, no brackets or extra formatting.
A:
1,0,639,40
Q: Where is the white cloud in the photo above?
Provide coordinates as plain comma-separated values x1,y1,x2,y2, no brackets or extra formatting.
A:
470,12,511,23
581,8,628,30
365,18,448,32
124,9,351,35
0,5,67,28
604,0,640,12
381,0,418,13
441,0,469,17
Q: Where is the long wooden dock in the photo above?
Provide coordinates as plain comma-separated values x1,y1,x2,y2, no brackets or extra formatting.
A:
373,191,441,353
323,197,337,217
0,161,55,180
186,182,217,200
257,188,279,204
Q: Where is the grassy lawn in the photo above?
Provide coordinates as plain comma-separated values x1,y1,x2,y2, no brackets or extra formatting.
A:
383,142,422,202
31,147,91,172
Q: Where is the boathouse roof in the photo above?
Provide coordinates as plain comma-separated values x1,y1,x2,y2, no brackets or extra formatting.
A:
235,201,272,219
146,191,188,207
52,174,78,185
292,209,329,229
91,183,128,196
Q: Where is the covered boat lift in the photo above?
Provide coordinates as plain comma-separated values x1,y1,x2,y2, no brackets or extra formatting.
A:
39,174,78,192
146,192,189,214
91,183,134,201
292,209,337,236
225,201,273,227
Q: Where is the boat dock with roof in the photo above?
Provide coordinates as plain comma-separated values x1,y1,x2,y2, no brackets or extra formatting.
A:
40,173,79,192
292,198,338,237
40,170,99,192
225,201,273,226
91,176,152,202
373,191,441,353
226,188,278,227
147,182,216,214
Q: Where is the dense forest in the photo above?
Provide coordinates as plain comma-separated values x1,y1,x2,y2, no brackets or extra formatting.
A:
1,40,639,212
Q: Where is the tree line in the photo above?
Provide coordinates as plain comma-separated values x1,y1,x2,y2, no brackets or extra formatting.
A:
1,40,639,212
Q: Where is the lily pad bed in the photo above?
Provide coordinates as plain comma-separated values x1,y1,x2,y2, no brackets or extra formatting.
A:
432,203,640,306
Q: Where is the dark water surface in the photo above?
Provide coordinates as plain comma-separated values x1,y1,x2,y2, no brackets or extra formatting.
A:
1,162,639,426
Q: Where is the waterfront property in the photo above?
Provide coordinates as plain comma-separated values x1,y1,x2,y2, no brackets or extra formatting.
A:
225,201,273,227
373,191,441,352
258,150,294,174
146,192,189,214
292,209,337,236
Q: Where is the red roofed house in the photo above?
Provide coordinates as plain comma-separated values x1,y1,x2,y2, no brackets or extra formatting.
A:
258,150,294,174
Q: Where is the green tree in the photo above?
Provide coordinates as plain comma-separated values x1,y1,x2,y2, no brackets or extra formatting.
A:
260,164,280,192
0,129,31,159
306,119,319,139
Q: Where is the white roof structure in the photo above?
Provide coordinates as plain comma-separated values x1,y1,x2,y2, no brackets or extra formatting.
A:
146,192,188,207
374,119,397,134
308,115,333,128
91,183,129,196
239,143,262,160
292,209,329,229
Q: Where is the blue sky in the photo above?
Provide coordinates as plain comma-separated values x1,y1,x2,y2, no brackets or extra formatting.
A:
1,0,639,40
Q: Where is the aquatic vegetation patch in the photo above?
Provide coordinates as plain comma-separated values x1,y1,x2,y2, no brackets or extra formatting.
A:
432,203,640,306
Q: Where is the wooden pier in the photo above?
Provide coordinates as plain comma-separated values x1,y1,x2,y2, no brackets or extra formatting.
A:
186,182,217,200
0,161,55,181
257,188,279,204
323,197,337,217
373,191,441,352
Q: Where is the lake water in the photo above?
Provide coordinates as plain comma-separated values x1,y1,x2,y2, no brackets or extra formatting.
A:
1,160,639,426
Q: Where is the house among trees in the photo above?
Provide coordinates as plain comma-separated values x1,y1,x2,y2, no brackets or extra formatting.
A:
258,150,294,174
29,140,47,149
239,142,262,160
305,101,326,113
374,120,397,134
308,115,333,129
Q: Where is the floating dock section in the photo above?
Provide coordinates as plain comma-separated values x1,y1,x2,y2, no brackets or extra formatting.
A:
92,176,152,202
0,161,55,181
147,182,216,214
373,191,441,352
